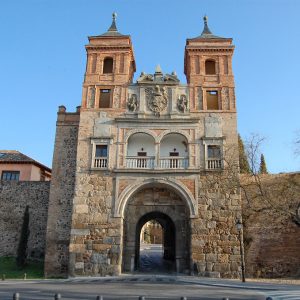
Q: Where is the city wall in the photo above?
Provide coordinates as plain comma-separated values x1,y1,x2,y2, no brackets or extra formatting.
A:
0,181,50,259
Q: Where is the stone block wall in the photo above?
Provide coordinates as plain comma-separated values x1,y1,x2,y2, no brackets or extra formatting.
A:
0,181,50,259
242,173,300,278
44,109,79,277
191,173,242,278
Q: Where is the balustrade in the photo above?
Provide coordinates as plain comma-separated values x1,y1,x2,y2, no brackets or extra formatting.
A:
94,157,108,168
126,156,155,169
159,157,188,169
206,158,222,170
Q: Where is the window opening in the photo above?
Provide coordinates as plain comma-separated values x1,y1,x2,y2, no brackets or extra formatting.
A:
206,90,219,110
103,57,113,74
94,145,108,168
205,60,216,75
208,145,221,159
99,89,111,108
96,145,108,157
1,171,20,181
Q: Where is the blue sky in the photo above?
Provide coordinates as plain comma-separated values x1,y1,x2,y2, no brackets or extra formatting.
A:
0,0,299,173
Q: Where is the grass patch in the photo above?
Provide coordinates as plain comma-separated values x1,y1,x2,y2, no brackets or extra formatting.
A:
0,257,44,279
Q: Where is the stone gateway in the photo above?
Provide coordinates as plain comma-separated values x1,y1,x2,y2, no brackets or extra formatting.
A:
44,14,242,278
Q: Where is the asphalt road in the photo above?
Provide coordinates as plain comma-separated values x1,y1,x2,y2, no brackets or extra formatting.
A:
1,245,299,300
0,277,267,300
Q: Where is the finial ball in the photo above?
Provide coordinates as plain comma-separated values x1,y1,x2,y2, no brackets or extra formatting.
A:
112,12,117,19
204,15,208,22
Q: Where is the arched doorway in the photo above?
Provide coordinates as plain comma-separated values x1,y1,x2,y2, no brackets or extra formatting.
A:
122,186,190,274
136,212,176,272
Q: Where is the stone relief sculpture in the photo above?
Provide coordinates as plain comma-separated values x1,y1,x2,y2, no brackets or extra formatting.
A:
177,94,188,112
127,94,138,112
145,85,168,116
88,87,95,108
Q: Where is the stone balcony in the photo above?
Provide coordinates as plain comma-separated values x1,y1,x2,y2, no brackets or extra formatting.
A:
206,158,222,170
125,156,188,169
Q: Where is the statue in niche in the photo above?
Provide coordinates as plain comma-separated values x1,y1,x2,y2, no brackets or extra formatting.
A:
177,94,188,112
127,94,138,112
88,87,95,108
145,85,168,116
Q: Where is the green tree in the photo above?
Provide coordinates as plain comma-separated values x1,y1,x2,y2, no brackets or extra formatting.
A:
259,153,268,174
238,134,251,173
16,205,30,269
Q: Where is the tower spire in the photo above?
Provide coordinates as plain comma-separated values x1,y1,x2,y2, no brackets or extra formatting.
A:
107,12,118,32
100,12,124,36
201,15,212,35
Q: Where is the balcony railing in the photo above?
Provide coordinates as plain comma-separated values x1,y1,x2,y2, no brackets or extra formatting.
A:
125,156,188,169
159,157,188,169
94,157,108,168
206,158,222,170
126,156,155,169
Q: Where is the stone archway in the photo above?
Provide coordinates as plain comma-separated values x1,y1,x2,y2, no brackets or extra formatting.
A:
136,211,176,272
122,186,190,274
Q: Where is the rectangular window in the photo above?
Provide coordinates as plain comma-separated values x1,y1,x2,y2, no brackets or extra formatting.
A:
95,145,108,157
99,89,111,108
1,171,20,181
206,90,219,110
207,145,221,158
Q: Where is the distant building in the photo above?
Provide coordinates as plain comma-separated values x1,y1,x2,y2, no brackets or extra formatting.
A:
0,150,51,181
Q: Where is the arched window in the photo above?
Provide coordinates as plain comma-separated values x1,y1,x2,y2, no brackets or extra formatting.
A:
103,57,113,74
205,60,216,75
160,133,188,169
127,133,155,168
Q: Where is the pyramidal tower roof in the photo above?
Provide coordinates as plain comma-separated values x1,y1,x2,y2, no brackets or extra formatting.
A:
192,15,225,39
100,12,125,37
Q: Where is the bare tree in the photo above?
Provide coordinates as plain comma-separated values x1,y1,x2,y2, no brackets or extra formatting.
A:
201,134,300,227
242,134,300,227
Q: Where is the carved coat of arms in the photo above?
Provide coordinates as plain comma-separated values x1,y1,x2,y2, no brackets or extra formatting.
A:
145,85,168,115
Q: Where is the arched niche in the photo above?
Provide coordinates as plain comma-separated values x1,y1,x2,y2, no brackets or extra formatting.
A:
160,133,188,158
127,132,156,157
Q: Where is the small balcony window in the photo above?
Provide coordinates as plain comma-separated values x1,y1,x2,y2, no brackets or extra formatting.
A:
206,145,222,170
93,145,108,169
208,145,221,159
1,171,20,181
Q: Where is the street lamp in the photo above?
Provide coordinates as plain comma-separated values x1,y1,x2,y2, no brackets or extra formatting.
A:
236,219,246,282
